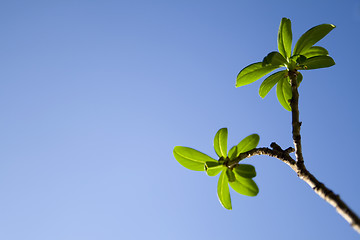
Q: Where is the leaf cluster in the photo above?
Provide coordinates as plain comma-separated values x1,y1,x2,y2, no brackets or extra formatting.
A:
173,18,336,211
173,128,260,210
236,18,335,111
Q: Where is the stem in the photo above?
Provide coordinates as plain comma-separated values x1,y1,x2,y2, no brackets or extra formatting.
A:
298,164,360,234
289,70,304,169
227,71,360,233
228,144,360,234
289,70,360,233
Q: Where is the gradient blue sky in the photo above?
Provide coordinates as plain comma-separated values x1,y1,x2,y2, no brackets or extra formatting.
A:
1,1,360,239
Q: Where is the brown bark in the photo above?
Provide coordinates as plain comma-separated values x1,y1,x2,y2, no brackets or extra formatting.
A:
227,71,360,233
288,71,360,234
228,144,360,234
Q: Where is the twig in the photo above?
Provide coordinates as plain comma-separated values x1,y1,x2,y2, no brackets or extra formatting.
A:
227,144,360,234
227,145,296,170
289,70,305,170
272,71,360,233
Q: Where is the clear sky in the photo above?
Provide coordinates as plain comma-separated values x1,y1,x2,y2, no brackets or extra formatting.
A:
1,0,360,239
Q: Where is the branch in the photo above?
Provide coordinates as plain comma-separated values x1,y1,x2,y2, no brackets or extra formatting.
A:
284,71,360,233
298,164,360,233
289,70,305,169
227,143,360,234
227,143,296,170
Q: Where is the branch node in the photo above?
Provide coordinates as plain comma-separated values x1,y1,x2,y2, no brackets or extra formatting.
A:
270,142,282,152
285,147,295,153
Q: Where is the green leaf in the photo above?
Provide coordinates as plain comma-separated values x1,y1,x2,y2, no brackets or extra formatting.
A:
217,170,232,210
259,70,287,98
236,62,280,87
262,51,287,67
293,23,335,55
302,46,329,58
301,56,335,70
226,168,236,182
228,146,238,160
229,175,259,197
173,146,217,171
297,72,303,86
277,18,292,59
234,164,256,178
214,128,228,158
205,161,224,176
289,55,306,66
295,55,307,64
276,76,292,111
237,134,260,154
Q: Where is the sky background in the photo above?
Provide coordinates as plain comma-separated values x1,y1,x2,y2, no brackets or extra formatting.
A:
1,0,360,239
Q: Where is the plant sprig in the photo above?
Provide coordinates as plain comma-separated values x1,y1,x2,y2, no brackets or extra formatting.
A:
173,128,259,210
236,18,335,111
173,18,360,234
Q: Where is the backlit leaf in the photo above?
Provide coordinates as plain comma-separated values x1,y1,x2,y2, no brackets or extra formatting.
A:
278,18,292,59
214,128,228,158
205,161,224,176
226,168,236,182
276,76,292,111
293,24,335,55
236,62,279,87
229,175,259,197
228,146,238,160
237,134,260,154
262,51,287,67
302,46,329,58
259,70,287,98
217,170,232,210
301,56,335,70
295,55,307,64
173,146,217,171
234,164,256,178
297,72,303,86
290,55,306,65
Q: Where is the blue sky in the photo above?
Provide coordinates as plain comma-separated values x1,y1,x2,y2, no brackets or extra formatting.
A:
1,0,360,239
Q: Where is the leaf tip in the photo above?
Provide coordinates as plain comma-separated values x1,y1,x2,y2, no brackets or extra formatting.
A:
235,80,244,88
282,17,291,22
173,146,180,153
258,90,266,99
